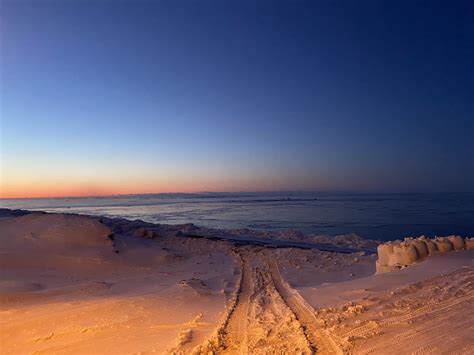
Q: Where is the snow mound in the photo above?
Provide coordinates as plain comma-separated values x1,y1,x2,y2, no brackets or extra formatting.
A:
0,212,113,253
376,235,471,273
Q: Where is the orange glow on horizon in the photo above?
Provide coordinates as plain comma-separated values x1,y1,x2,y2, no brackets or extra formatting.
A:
0,164,332,199
0,186,196,199
1,178,322,199
0,181,221,199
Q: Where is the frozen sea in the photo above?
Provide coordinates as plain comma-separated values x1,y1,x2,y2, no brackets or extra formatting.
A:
1,192,473,241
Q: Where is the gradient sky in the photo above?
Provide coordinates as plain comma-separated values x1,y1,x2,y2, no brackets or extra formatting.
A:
1,0,473,198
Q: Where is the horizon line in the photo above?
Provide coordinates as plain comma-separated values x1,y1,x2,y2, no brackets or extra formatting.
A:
1,190,473,200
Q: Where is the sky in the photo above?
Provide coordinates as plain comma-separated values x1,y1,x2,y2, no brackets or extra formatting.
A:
1,0,473,198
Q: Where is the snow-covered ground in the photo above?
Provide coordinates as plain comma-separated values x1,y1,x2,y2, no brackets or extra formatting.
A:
0,209,472,354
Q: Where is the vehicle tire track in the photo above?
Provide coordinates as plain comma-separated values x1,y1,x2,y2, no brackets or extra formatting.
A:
356,303,473,355
266,257,344,355
341,293,474,341
211,250,313,354
348,270,474,355
220,252,253,354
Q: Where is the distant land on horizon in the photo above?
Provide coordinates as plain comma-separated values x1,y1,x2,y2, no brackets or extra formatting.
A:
2,190,474,200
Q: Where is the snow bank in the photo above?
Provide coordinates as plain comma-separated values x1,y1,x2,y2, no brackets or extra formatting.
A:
0,212,112,251
466,237,474,250
376,235,469,273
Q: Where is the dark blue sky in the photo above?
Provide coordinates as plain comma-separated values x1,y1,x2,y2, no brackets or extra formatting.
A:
1,0,473,197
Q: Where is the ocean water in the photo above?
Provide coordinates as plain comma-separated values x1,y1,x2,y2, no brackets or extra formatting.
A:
1,192,473,241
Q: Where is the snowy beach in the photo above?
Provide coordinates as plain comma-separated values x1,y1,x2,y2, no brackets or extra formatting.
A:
1,209,472,354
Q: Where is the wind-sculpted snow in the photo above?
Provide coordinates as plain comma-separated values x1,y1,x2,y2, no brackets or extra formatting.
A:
377,235,474,273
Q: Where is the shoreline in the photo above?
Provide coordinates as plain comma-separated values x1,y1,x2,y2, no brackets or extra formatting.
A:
3,192,474,241
0,207,380,253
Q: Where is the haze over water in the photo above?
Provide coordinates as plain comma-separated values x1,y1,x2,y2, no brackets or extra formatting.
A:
2,192,473,240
